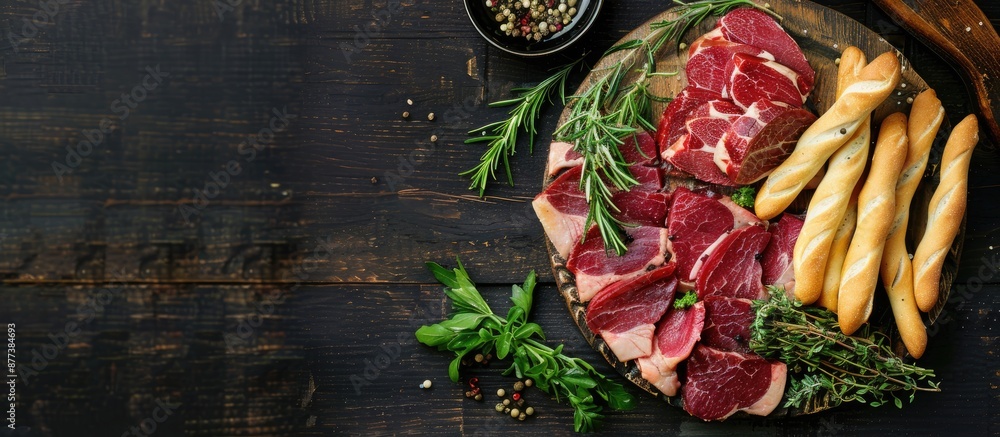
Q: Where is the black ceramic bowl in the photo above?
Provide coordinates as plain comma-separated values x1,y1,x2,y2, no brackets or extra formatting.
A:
464,0,604,57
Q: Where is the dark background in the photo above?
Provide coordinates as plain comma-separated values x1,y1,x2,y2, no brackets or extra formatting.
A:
0,0,996,435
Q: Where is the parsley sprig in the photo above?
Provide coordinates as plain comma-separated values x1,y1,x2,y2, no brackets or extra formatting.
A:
415,258,636,432
750,287,941,410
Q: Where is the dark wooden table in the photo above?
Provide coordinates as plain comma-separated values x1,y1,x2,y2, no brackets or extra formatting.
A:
0,0,997,435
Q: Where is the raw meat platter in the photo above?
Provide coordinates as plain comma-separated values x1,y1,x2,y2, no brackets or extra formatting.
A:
537,0,963,418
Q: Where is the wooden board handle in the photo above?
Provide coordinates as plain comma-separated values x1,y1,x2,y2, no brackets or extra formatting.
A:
872,0,1000,145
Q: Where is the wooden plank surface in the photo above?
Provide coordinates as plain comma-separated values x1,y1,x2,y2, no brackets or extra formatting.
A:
0,0,997,435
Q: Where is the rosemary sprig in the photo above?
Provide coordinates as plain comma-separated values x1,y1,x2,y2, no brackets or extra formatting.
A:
415,258,636,432
555,0,776,255
750,287,941,410
462,59,581,197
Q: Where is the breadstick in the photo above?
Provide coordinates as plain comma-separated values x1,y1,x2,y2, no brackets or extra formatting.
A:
794,117,871,304
838,113,908,335
792,47,869,305
878,90,943,358
819,181,861,313
913,114,979,312
755,51,901,220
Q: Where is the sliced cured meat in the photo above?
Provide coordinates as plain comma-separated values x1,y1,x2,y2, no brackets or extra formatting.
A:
655,87,722,149
546,141,583,177
701,296,754,353
687,39,773,96
695,224,770,300
760,214,804,292
619,131,660,166
667,188,760,281
533,166,669,259
687,27,726,56
663,134,735,186
715,7,815,93
566,226,669,302
533,166,589,259
685,100,744,148
715,99,817,184
585,265,678,362
726,53,808,109
637,302,705,396
683,344,787,421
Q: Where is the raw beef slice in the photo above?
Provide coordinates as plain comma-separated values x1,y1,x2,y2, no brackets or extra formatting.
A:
701,296,755,353
664,100,744,185
726,53,808,110
533,166,668,259
667,188,761,281
683,344,787,420
566,226,669,302
637,302,706,396
695,224,770,300
760,214,804,292
655,87,722,149
715,7,815,93
546,141,583,177
586,264,678,362
715,99,817,184
687,38,773,96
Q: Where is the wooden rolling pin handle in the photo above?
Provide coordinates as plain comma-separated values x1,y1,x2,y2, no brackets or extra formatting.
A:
872,0,1000,146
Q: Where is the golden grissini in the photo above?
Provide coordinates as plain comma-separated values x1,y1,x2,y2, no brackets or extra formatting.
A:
792,47,870,305
819,182,861,313
754,51,901,220
913,114,980,312
878,90,944,358
838,113,908,335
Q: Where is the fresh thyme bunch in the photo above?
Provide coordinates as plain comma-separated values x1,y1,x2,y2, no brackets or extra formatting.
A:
750,286,941,410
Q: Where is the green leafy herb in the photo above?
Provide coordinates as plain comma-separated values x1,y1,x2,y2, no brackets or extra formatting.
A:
462,59,581,197
673,290,698,309
554,0,778,255
415,258,636,432
749,286,941,410
731,186,756,209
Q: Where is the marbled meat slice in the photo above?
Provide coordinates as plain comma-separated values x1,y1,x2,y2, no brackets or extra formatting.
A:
683,344,787,421
636,302,706,396
566,226,669,302
760,214,804,292
687,38,774,97
701,296,755,353
726,53,808,110
715,99,817,184
695,224,770,300
585,264,678,362
655,87,723,150
715,7,815,94
667,188,760,282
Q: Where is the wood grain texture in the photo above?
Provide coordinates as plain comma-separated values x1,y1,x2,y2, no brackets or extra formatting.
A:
0,0,997,435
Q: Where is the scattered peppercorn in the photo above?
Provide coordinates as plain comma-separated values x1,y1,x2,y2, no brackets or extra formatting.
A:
370,177,378,184
515,399,525,407
525,406,535,416
428,113,435,121
497,388,506,397
504,407,511,414
474,353,485,363
430,134,438,142
510,408,520,418
402,111,410,119
513,381,525,391
422,379,432,389
524,379,533,387
503,399,510,406
407,99,413,105
475,393,484,401
518,413,526,421
495,403,505,412
465,390,474,398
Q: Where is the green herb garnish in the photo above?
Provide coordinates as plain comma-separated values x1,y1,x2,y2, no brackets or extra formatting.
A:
462,60,581,197
731,186,756,208
415,258,636,432
750,286,941,410
673,290,698,309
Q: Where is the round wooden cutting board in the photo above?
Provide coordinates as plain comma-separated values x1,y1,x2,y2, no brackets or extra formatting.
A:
541,0,963,417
